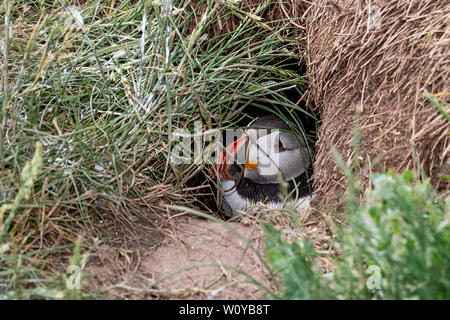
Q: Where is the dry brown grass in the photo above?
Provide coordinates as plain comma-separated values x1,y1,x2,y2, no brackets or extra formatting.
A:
4,0,448,299
299,0,449,208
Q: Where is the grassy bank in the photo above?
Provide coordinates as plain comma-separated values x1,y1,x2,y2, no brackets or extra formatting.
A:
0,0,310,298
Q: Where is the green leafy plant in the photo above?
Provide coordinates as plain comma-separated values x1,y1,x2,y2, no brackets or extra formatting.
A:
265,171,450,299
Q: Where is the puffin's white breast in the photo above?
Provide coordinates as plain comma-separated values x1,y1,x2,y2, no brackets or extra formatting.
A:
221,179,311,216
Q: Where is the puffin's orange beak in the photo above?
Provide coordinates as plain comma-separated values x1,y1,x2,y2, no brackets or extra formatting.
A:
213,135,248,180
245,159,258,170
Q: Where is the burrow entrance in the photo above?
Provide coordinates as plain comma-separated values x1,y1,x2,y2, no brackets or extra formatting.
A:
185,57,319,219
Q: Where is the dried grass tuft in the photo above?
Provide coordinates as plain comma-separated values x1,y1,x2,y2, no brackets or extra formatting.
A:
302,0,449,208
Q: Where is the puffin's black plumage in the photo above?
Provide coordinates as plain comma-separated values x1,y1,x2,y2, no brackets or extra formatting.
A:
234,168,313,204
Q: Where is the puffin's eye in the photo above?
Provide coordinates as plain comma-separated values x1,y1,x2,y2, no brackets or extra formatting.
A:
278,139,286,152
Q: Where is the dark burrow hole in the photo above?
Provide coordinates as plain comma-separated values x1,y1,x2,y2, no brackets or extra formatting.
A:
186,59,318,219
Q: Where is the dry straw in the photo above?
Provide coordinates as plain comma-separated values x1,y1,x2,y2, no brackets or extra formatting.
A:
301,0,449,207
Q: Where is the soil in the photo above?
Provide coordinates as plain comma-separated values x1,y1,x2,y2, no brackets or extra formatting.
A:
139,217,273,299
87,215,276,299
86,202,331,299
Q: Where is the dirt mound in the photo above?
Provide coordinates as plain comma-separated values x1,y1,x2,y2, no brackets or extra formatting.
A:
303,0,449,208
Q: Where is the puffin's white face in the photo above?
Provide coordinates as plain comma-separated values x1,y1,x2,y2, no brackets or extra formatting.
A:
243,129,310,184
245,130,280,178
214,117,312,184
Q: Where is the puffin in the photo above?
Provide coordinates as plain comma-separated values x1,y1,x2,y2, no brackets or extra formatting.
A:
213,115,314,216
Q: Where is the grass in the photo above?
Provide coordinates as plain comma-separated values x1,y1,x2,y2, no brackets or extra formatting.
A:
1,0,447,301
0,0,313,298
